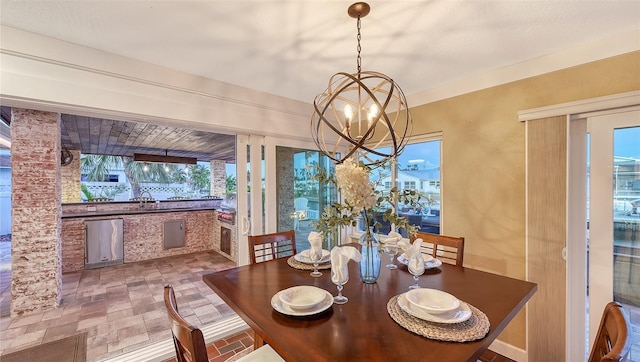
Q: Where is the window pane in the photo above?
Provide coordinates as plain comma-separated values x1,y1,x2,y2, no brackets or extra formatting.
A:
397,140,441,235
361,139,442,236
612,126,639,314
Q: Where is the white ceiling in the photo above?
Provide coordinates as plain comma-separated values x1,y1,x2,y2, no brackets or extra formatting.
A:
1,0,639,104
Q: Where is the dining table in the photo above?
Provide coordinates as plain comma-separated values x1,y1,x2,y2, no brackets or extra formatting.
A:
202,245,537,362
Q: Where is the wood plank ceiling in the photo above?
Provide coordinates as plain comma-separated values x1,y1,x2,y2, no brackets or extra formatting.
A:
1,107,236,163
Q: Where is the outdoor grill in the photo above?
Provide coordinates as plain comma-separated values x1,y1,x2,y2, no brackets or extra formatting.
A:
217,193,237,225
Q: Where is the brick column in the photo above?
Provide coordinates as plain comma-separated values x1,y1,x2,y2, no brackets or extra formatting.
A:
61,150,81,203
210,160,226,198
11,108,62,316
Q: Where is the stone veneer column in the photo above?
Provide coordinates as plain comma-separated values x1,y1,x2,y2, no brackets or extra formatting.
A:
276,147,295,231
61,150,81,203
210,160,226,197
10,108,62,316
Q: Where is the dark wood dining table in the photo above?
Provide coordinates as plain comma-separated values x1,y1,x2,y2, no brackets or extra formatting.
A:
202,248,537,362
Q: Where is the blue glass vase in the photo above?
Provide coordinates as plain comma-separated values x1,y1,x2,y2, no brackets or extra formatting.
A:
359,227,381,284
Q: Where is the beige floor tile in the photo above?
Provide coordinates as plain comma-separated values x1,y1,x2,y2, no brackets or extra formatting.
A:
108,314,144,331
0,250,237,360
142,308,165,322
41,306,65,321
7,312,43,328
107,331,149,352
107,307,134,322
106,301,133,314
4,328,45,350
76,315,107,331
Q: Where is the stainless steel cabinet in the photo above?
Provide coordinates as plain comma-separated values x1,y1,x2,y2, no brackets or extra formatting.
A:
164,220,185,249
85,219,124,269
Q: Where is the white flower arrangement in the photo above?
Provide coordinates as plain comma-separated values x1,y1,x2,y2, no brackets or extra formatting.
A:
312,158,424,242
335,158,376,212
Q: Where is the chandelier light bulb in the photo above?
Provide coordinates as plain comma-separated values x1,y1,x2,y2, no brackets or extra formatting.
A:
344,104,353,123
368,103,378,122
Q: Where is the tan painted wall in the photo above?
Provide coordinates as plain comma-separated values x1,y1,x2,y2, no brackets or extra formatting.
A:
408,51,640,349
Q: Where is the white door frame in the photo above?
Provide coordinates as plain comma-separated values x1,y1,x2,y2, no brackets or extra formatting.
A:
586,109,639,345
235,134,265,266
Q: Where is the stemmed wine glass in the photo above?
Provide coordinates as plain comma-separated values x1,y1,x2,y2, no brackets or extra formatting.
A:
384,243,399,269
331,270,348,304
332,278,348,304
309,252,323,277
408,254,425,290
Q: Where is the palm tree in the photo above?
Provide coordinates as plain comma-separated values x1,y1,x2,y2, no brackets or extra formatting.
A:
189,164,211,195
81,155,174,198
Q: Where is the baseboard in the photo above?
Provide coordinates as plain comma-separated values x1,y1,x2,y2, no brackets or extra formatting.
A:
102,315,249,362
489,339,528,362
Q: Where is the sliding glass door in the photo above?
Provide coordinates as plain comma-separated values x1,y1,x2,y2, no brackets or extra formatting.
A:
587,110,639,359
273,147,337,251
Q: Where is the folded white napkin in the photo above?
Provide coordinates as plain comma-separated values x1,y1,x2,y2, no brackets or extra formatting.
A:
384,231,402,245
398,238,422,257
400,238,425,271
308,231,323,261
330,246,362,284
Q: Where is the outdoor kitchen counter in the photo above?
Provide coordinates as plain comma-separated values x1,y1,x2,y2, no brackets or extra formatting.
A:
60,200,232,273
61,206,217,218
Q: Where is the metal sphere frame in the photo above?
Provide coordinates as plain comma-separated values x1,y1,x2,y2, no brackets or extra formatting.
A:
310,2,412,167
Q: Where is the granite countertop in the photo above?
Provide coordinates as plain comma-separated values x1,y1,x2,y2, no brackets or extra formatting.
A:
61,206,218,219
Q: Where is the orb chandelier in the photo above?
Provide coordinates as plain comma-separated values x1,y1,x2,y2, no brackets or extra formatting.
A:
310,2,412,167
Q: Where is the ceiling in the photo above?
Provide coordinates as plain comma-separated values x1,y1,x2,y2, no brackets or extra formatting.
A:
1,1,639,160
1,1,638,103
0,106,236,162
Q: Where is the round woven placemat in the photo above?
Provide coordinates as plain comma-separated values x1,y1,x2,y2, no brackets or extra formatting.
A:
287,256,331,270
387,295,490,342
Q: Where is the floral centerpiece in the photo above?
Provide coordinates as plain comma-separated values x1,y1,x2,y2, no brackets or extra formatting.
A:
311,158,424,283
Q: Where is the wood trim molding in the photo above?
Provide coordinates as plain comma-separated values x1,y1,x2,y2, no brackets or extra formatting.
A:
518,91,640,122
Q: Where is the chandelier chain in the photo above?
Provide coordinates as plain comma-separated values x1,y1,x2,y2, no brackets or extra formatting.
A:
356,16,362,74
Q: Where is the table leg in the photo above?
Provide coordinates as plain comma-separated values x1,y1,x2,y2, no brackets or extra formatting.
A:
253,333,265,349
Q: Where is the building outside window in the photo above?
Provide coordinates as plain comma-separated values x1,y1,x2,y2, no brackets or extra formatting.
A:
366,137,442,235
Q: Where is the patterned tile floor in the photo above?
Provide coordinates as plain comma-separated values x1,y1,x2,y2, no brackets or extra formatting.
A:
0,244,237,361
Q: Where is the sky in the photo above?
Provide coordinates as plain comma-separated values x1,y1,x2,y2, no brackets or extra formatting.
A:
614,127,640,158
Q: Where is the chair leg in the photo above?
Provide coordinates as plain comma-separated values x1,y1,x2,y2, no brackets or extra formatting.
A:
253,334,265,349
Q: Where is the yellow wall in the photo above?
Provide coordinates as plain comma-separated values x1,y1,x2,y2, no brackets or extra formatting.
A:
408,51,640,348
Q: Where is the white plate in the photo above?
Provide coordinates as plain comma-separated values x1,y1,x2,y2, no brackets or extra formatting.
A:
294,249,331,264
279,285,327,311
405,288,460,315
271,288,333,316
397,292,472,324
397,254,441,269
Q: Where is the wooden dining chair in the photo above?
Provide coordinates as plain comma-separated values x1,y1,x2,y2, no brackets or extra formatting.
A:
588,301,632,362
248,230,296,264
165,285,285,362
413,231,465,267
164,285,209,362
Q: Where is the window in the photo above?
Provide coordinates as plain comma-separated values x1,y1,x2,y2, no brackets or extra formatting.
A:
361,136,442,235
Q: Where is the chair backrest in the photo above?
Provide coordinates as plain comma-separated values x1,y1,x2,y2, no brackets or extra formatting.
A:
414,232,465,267
588,301,632,362
248,230,297,264
294,197,308,211
164,285,209,362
